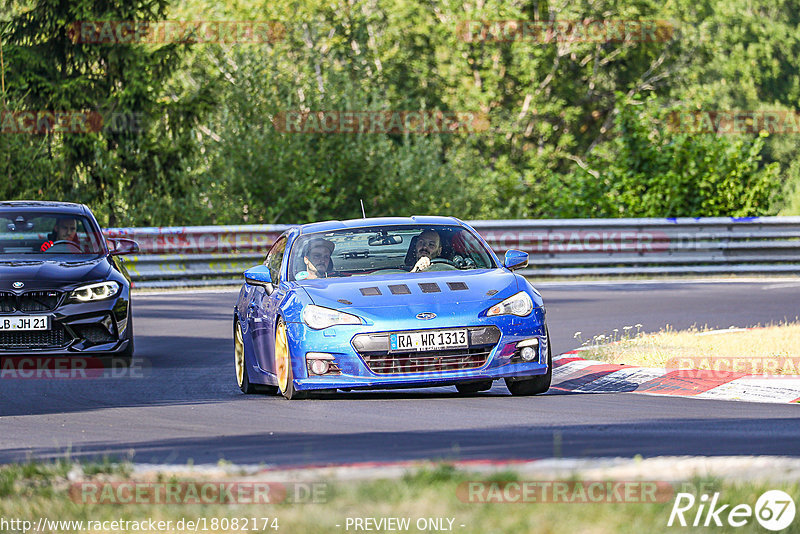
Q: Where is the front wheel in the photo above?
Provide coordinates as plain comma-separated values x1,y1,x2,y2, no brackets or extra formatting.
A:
235,319,257,394
505,329,552,396
275,318,306,400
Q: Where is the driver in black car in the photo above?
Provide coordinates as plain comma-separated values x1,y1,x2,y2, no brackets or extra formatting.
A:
40,217,80,252
410,229,442,272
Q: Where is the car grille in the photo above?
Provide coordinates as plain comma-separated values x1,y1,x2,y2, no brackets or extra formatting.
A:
353,326,501,375
0,291,62,312
360,347,493,375
0,292,14,313
0,322,67,349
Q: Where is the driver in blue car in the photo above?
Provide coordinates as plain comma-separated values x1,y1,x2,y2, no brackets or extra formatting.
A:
410,229,442,272
297,238,335,280
40,217,80,252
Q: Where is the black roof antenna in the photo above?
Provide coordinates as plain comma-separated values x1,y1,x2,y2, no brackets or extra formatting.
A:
360,199,366,218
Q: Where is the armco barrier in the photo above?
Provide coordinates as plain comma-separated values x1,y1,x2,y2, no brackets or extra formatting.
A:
103,217,800,287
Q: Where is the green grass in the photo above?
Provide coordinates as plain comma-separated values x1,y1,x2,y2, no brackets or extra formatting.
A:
1,461,799,533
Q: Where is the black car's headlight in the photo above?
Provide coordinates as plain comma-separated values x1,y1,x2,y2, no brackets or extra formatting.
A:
486,291,534,317
303,305,362,330
69,281,121,302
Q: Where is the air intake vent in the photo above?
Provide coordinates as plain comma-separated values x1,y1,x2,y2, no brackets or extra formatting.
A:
447,282,468,291
19,291,61,312
0,292,14,313
389,284,411,295
359,287,382,296
418,283,440,293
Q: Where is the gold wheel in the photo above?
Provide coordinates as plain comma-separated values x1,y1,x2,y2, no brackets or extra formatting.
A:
235,319,256,394
235,321,245,387
275,319,290,393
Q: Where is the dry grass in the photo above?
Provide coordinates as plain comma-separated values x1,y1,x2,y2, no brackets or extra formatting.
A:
577,324,800,375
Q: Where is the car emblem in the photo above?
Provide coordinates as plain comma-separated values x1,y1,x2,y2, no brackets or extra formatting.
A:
416,312,436,320
12,282,24,289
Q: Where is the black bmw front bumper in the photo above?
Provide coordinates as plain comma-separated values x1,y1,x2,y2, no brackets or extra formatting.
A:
0,289,131,356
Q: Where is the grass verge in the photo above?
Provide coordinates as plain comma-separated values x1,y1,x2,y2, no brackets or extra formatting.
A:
575,323,800,374
1,461,800,533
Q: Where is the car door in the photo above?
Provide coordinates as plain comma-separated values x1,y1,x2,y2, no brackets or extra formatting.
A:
248,235,288,375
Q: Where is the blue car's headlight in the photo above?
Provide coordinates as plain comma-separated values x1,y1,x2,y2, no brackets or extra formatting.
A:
303,305,362,329
69,281,121,302
486,291,533,317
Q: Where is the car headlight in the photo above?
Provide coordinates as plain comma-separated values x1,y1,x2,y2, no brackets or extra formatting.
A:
302,305,362,329
486,291,533,317
69,281,121,302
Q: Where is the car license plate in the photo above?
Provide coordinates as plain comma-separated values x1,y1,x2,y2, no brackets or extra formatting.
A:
0,316,49,331
390,329,468,352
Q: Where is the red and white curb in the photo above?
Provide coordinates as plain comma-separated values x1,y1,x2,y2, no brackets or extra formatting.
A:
552,351,800,404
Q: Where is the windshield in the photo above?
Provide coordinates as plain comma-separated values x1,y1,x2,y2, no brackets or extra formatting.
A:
288,224,495,281
0,212,105,259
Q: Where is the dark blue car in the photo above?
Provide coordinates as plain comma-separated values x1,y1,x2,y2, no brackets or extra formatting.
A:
234,216,550,399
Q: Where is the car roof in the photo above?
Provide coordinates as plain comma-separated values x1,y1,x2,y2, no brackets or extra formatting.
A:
299,216,462,235
0,201,88,215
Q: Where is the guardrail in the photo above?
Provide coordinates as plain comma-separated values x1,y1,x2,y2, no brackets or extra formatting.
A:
104,217,800,287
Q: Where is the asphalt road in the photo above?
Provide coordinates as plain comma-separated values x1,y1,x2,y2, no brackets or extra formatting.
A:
1,279,799,466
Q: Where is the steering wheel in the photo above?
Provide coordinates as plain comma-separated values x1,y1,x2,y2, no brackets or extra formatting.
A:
45,240,82,252
430,258,458,267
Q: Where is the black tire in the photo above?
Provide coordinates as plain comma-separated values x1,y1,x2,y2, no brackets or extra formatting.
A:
505,329,552,396
455,380,493,394
235,318,257,394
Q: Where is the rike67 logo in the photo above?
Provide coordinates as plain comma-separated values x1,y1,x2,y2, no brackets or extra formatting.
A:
668,490,796,531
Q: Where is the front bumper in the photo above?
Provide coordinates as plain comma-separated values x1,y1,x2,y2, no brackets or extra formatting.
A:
0,292,131,356
279,308,548,391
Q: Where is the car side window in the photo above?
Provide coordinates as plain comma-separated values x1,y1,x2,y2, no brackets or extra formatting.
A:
265,236,287,283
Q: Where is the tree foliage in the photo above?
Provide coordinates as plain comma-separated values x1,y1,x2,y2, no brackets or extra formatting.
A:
2,0,797,225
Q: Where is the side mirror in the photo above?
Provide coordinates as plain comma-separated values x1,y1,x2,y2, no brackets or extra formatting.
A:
108,238,140,256
503,250,529,271
244,265,274,293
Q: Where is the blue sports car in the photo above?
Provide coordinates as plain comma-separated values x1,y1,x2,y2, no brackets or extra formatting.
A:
233,216,550,399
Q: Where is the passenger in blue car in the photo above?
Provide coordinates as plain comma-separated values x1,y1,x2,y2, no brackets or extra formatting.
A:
297,238,335,279
409,229,442,272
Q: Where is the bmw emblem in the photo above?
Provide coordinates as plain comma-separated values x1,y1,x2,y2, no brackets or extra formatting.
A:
416,312,436,320
12,281,24,289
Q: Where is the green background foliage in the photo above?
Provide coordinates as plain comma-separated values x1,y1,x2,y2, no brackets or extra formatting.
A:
1,0,798,226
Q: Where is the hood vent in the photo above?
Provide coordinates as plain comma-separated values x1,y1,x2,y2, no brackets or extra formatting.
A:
418,282,441,293
447,282,468,291
360,287,382,296
389,284,411,295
